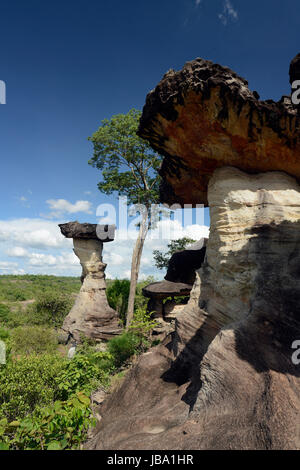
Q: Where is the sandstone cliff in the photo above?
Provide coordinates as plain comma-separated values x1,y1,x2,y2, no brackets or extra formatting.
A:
87,56,300,450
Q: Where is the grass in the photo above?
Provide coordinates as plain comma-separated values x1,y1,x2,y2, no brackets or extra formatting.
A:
0,274,157,450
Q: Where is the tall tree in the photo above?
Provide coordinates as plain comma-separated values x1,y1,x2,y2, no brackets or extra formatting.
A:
88,109,162,328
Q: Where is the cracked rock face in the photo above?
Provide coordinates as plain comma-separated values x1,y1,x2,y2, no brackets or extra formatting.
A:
86,56,300,450
59,223,122,342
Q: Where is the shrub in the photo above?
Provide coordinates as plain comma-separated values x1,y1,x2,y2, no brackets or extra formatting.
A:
28,292,72,328
0,327,10,342
11,326,58,355
0,304,10,324
55,351,115,400
0,354,65,421
106,279,130,325
129,307,158,340
134,277,155,311
108,332,141,367
0,392,95,450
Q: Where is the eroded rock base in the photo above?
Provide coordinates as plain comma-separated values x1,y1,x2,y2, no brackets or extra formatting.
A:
86,167,300,450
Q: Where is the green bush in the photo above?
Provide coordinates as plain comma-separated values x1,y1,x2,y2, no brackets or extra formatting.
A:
0,327,10,342
55,351,115,400
0,304,10,324
28,292,72,328
106,279,130,325
0,354,65,421
129,307,158,340
11,326,58,355
0,392,95,450
108,332,141,367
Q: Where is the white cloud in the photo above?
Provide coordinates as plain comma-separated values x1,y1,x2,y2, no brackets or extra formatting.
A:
218,0,238,25
0,218,71,250
195,0,202,5
0,216,210,279
44,199,92,219
101,219,209,280
29,253,57,267
6,246,29,258
0,261,18,269
107,253,125,266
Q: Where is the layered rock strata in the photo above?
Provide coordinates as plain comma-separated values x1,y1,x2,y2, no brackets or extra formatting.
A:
86,55,300,450
87,168,300,450
59,222,122,341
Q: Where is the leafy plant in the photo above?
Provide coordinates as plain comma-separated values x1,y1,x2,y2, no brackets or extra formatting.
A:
28,292,72,328
0,354,65,421
55,351,115,400
108,332,142,367
106,279,130,325
129,307,158,340
0,392,95,450
11,326,58,355
0,304,10,324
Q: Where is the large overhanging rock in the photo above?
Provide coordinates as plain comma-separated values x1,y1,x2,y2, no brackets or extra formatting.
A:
86,55,300,450
138,57,300,206
59,222,122,342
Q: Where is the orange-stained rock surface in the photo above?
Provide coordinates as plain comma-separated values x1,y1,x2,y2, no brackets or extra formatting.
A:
138,58,300,206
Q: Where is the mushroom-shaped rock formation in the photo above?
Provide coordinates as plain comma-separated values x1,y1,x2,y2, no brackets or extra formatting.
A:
143,280,193,320
86,56,300,450
59,222,122,342
142,244,206,320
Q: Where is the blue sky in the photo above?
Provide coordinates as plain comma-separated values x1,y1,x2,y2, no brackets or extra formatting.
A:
0,0,299,278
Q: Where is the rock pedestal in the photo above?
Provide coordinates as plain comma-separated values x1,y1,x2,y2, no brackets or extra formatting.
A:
59,222,122,342
86,55,300,450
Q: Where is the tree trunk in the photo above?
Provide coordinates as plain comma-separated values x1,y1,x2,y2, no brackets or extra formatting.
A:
126,207,149,329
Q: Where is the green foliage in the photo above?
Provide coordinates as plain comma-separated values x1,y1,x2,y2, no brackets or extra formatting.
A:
107,332,141,367
0,354,65,421
0,275,81,303
134,277,155,311
0,303,11,323
153,237,196,270
0,327,10,342
0,275,158,450
11,326,58,356
107,305,156,367
0,392,95,450
55,351,115,400
106,279,130,325
28,291,72,328
129,307,158,339
88,109,162,206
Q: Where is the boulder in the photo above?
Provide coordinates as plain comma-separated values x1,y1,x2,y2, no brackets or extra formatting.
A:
165,246,206,284
86,55,300,450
